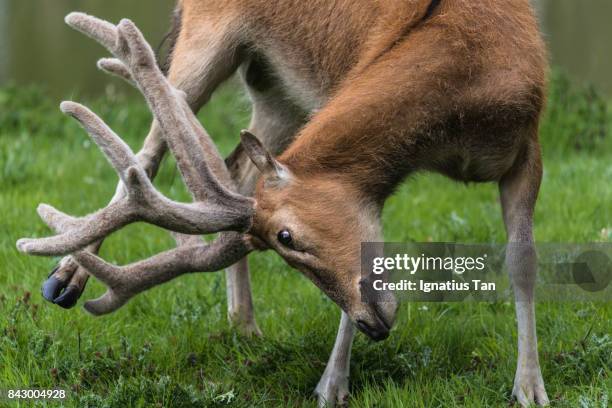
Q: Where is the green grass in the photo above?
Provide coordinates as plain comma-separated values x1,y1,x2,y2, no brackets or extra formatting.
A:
1,73,611,407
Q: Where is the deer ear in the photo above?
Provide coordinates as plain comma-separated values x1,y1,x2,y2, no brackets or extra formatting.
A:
240,130,290,185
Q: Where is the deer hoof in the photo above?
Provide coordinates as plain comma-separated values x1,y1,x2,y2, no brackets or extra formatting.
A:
53,285,81,308
314,373,349,407
232,320,262,338
513,367,549,407
228,310,263,337
41,273,65,302
41,259,84,308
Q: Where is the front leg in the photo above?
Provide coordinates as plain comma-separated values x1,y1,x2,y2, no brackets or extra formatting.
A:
224,63,308,335
225,258,261,336
315,311,356,407
500,140,549,407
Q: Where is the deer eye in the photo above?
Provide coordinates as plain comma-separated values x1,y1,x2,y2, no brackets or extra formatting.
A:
277,229,293,248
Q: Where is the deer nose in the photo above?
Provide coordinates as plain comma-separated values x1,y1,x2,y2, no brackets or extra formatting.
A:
355,301,394,341
356,319,390,341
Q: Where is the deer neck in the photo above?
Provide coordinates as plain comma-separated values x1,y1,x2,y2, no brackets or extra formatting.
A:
279,112,413,205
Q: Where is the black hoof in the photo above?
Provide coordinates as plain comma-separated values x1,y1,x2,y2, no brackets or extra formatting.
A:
41,276,66,302
53,285,81,309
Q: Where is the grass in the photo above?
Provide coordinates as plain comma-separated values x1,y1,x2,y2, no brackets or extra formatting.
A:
0,72,611,407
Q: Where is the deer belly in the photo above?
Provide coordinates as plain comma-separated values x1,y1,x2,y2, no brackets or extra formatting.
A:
436,149,519,183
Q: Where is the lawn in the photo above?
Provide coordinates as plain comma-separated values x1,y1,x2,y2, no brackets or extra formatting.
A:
0,72,611,407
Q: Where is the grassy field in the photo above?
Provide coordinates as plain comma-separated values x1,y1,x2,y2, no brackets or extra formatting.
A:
1,72,611,407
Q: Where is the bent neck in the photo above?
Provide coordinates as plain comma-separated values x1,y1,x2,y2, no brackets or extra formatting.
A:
279,119,413,204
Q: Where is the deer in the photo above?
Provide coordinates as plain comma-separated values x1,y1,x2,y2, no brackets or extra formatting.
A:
17,0,549,406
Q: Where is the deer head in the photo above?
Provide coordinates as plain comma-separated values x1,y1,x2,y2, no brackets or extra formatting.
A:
16,13,396,341
240,131,397,340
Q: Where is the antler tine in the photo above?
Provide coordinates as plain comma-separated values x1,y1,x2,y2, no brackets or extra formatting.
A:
18,200,130,256
65,12,118,51
36,204,80,232
97,58,134,85
60,101,138,183
73,233,252,315
17,200,134,256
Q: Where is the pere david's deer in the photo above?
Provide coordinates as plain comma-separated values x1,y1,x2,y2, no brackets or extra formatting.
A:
17,0,549,406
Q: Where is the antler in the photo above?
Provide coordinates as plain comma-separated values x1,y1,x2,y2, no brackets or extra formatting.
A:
74,233,251,315
17,13,258,312
17,14,253,256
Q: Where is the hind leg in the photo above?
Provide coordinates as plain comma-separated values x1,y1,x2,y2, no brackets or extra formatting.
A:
500,139,549,407
43,7,244,308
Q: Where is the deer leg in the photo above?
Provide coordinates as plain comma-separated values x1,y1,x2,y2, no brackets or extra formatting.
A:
500,139,549,407
314,311,355,407
43,10,244,308
223,56,308,335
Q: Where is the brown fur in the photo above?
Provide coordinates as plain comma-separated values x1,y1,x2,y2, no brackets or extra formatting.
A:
278,0,546,199
34,2,550,405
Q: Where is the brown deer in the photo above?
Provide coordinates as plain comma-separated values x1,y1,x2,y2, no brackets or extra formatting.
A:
17,0,549,406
